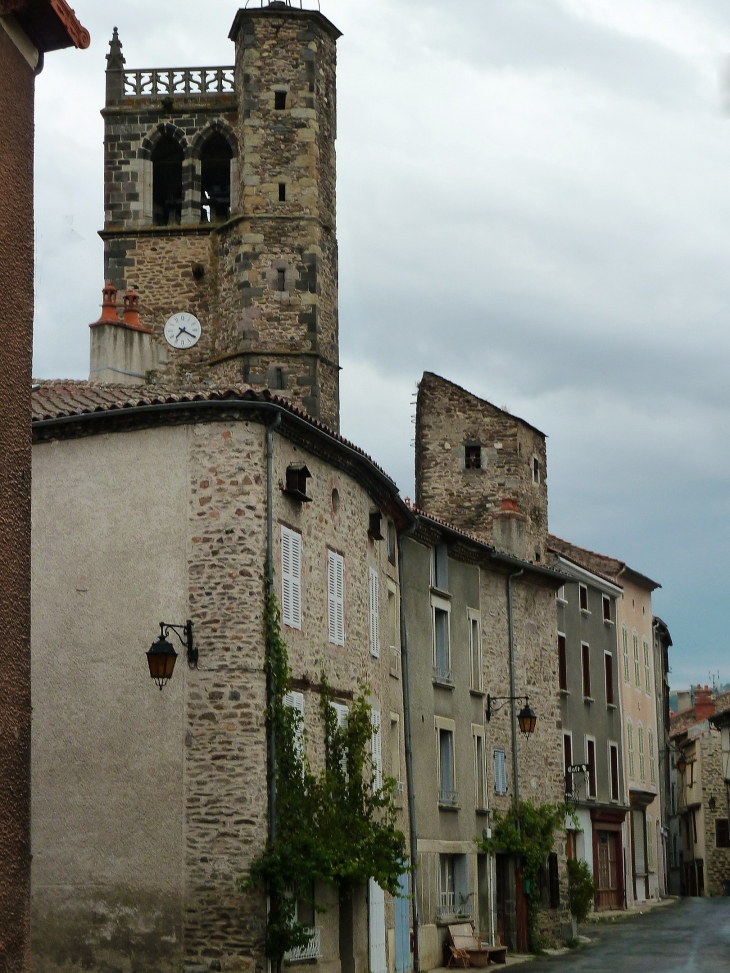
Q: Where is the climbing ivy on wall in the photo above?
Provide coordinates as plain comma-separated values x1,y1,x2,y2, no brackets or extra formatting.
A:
241,573,408,968
478,800,575,953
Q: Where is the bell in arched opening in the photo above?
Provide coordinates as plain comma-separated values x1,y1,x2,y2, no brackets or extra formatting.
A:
151,135,184,226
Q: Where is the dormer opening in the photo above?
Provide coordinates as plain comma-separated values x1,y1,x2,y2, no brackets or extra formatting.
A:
152,136,184,226
201,133,233,222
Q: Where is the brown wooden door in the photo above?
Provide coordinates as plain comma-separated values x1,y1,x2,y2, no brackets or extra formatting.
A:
515,864,528,953
595,831,621,910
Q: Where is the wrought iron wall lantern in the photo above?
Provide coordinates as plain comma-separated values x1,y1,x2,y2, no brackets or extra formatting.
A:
146,620,197,690
486,694,537,739
676,751,687,775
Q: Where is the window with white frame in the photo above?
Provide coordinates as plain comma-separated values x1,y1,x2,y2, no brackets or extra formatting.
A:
622,624,630,683
633,631,641,689
390,713,402,788
579,584,589,612
368,567,380,657
556,585,567,604
609,742,620,801
637,722,646,783
330,700,349,774
494,749,507,796
432,595,451,682
586,736,597,798
648,725,656,786
436,718,457,805
468,609,482,691
472,724,487,810
281,525,302,629
627,719,635,780
643,637,651,694
602,594,611,622
371,708,382,790
327,550,344,646
284,690,305,762
387,581,398,675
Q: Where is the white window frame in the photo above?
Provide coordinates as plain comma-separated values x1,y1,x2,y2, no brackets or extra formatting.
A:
581,641,592,699
622,624,630,684
368,567,380,658
637,721,646,784
627,718,635,781
387,580,399,676
284,690,305,762
633,630,641,689
643,637,651,695
608,740,620,802
493,748,507,796
280,525,302,630
432,593,452,682
585,734,597,799
327,549,345,646
556,585,567,605
563,731,574,796
602,594,612,625
468,608,482,692
604,650,615,706
435,716,457,804
472,724,487,811
389,712,402,787
579,583,589,613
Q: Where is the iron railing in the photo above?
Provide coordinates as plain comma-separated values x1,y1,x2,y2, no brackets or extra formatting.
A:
438,788,459,807
433,665,453,683
284,927,321,962
123,67,235,98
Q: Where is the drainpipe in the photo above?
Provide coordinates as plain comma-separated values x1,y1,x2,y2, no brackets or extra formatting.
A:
398,522,420,971
266,410,282,843
507,569,524,809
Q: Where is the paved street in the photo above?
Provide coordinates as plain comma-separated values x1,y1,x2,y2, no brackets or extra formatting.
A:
527,899,730,972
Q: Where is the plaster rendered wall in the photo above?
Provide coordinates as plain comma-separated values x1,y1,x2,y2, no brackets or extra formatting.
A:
31,426,189,972
0,22,34,973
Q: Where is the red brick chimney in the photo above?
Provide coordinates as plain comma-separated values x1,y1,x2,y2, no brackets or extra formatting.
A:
695,684,715,721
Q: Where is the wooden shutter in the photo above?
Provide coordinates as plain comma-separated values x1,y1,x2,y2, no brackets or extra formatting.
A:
494,749,507,796
281,526,302,630
331,701,349,729
610,744,619,801
371,708,382,790
284,690,305,760
328,551,344,645
369,568,380,657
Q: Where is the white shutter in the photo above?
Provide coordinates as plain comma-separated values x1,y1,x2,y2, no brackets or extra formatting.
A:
328,551,344,646
371,708,382,790
281,526,302,630
331,701,349,729
368,878,387,973
369,568,380,658
494,749,507,796
284,691,305,760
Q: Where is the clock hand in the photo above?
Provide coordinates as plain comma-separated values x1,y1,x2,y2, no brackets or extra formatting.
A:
176,327,195,338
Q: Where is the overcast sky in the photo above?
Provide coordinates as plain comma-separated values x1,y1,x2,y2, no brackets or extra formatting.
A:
33,0,730,691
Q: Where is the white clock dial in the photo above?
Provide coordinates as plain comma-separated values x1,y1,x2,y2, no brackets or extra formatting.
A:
164,312,202,349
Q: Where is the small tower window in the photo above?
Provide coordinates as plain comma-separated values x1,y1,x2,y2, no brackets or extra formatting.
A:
279,183,286,202
152,136,184,226
200,133,233,223
277,269,286,292
275,90,287,110
533,457,541,484
465,445,481,470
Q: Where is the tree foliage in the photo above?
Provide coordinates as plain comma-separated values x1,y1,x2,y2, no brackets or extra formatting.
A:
567,857,596,923
241,575,408,966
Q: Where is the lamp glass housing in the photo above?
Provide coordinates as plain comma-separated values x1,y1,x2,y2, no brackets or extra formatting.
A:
518,703,537,738
676,754,687,774
147,635,178,690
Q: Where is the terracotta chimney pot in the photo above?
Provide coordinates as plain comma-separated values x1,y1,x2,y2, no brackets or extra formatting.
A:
122,290,151,333
90,283,119,327
500,498,520,513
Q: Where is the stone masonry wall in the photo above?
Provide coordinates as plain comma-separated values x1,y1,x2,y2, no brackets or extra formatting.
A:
415,373,548,562
699,729,730,896
183,417,406,971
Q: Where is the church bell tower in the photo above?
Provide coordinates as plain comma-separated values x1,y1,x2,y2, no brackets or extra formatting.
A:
99,2,342,430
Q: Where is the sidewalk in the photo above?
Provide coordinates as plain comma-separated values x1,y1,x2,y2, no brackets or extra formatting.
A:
584,894,680,923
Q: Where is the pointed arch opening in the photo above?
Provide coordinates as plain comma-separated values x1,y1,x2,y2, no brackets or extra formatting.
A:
152,135,184,225
201,133,234,222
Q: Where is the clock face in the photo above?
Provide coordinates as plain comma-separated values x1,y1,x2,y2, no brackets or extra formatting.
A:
164,312,202,349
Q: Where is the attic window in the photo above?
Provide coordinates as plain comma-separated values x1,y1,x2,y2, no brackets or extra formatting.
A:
284,464,312,502
465,445,481,470
368,511,384,541
275,90,287,110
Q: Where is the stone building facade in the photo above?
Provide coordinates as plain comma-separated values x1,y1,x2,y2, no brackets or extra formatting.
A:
31,384,409,973
99,4,341,429
0,5,88,970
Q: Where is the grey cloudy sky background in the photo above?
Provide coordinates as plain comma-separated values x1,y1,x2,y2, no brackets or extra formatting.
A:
32,0,730,689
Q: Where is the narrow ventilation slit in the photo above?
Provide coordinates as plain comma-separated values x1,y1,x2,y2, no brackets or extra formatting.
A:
279,183,286,202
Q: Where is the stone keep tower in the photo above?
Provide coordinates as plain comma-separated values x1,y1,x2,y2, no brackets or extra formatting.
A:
100,2,342,430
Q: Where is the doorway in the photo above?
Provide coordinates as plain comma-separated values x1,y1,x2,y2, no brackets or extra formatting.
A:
595,831,621,910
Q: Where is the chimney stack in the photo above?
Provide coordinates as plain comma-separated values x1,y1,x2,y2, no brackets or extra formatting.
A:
695,684,715,722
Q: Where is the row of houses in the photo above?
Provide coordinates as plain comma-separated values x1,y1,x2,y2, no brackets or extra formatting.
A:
22,4,678,972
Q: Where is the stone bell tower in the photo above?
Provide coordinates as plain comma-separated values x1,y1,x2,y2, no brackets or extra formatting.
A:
98,2,342,430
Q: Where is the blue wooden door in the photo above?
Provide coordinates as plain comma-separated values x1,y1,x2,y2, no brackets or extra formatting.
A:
394,871,411,973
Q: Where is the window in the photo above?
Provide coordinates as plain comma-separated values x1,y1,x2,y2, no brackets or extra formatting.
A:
602,595,611,622
152,134,183,225
433,544,449,590
647,815,654,870
604,652,614,705
532,457,540,484
558,633,567,691
638,723,646,783
469,611,482,691
433,602,451,682
465,444,481,469
281,526,302,629
473,725,487,810
278,182,286,202
371,709,382,790
582,642,591,698
200,132,233,222
494,749,507,796
438,855,470,919
692,810,698,844
609,743,620,801
331,701,349,775
438,726,456,804
274,89,287,110
284,463,311,501
284,691,305,761
327,550,344,646
368,510,384,541
387,520,396,565
633,631,641,689
716,819,730,848
277,268,286,292
645,726,655,786
563,734,573,796
622,624,630,683
579,584,588,612
643,637,651,694
627,719,635,780
388,583,398,673
368,567,380,658
390,714,401,785
586,737,596,798
556,585,567,604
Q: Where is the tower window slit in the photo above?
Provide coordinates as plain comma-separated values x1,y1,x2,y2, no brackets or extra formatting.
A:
279,183,286,202
200,133,233,223
277,269,286,292
275,90,287,110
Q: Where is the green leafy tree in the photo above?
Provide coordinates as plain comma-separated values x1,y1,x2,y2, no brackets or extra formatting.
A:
567,857,596,923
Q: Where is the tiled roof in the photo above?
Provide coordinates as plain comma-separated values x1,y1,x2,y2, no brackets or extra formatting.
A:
31,381,396,486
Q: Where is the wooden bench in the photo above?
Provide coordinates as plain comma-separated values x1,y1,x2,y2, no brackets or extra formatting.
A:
447,923,508,966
